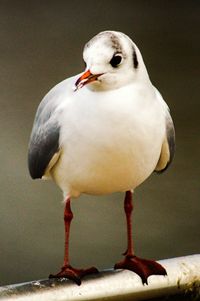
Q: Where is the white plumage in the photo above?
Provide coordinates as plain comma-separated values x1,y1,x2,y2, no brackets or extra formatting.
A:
28,31,175,285
28,31,174,198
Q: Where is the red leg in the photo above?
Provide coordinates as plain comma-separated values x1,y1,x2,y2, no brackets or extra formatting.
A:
49,197,98,285
114,191,167,284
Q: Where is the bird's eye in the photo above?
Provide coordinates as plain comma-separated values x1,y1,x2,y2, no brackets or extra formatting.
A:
110,54,122,68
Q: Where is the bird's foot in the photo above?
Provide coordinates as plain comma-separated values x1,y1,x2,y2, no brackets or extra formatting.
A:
114,255,167,284
49,265,99,285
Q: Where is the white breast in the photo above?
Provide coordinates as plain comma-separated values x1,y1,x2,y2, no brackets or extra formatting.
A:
51,82,166,197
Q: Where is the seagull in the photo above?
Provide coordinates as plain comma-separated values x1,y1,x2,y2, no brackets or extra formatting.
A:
28,30,175,285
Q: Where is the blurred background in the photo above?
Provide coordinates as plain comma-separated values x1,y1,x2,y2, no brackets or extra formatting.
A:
0,0,199,286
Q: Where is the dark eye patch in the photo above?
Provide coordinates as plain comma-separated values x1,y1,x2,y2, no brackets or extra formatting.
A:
110,54,122,68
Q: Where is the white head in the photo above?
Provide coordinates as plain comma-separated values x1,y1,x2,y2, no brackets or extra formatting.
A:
75,31,149,92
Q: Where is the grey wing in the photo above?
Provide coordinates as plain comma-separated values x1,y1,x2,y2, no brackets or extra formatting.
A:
28,96,61,179
155,110,175,173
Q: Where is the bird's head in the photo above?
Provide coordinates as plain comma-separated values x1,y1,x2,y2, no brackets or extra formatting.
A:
74,31,149,92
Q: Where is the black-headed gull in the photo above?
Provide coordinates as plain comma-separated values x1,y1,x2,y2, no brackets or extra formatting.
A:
28,31,175,285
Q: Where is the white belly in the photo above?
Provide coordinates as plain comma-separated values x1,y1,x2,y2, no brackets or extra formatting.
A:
51,86,166,197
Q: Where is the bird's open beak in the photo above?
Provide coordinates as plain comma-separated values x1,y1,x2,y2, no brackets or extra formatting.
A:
74,69,103,91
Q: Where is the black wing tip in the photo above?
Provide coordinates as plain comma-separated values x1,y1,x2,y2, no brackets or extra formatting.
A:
154,161,171,174
28,154,45,180
29,172,42,180
28,124,60,181
28,165,44,180
156,113,176,175
155,143,176,174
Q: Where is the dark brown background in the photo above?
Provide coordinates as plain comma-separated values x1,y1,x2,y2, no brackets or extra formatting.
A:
0,0,199,285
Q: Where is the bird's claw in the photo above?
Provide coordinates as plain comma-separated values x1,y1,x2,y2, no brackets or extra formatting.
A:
114,255,167,284
49,265,99,285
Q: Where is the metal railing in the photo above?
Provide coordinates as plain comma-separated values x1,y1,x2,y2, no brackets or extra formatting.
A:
0,254,200,301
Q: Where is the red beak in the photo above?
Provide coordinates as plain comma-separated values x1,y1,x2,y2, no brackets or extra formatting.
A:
74,69,103,91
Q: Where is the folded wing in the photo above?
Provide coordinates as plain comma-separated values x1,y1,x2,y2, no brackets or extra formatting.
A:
28,94,61,179
155,110,175,173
